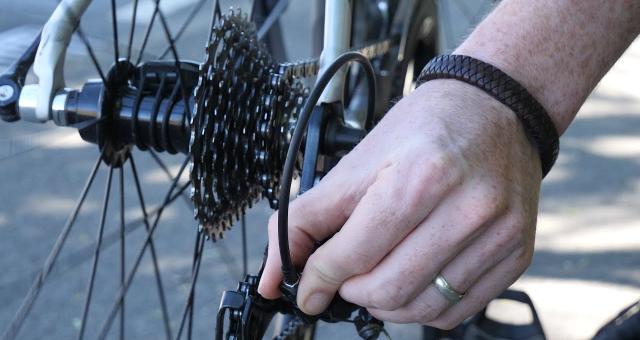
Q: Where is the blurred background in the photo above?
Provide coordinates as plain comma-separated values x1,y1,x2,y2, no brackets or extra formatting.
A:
0,1,638,339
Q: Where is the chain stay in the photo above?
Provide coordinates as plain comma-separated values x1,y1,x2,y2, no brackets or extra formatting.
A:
278,39,392,80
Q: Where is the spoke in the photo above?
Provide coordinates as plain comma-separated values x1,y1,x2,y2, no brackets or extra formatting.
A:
1,156,102,340
110,0,120,67
0,127,99,162
77,167,114,340
241,214,248,277
134,0,193,120
68,116,106,130
4,183,189,289
186,232,202,340
257,0,289,40
126,0,140,64
170,182,191,202
54,0,109,88
96,157,190,340
135,4,159,65
75,27,109,88
145,152,210,339
148,152,242,281
214,0,221,18
119,167,126,340
158,0,208,60
129,155,173,340
217,240,242,281
207,0,222,43
149,151,191,207
175,236,205,340
249,0,258,21
153,0,192,120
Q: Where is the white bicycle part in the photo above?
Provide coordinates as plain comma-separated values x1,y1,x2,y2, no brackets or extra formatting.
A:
20,0,92,122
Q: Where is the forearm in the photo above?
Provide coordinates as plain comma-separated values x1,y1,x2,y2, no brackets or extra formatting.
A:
455,0,640,134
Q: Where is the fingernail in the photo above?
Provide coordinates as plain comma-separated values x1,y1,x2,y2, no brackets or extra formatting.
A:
302,292,330,315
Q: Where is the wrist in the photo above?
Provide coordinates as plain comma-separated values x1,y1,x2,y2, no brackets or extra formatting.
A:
414,80,520,132
411,80,540,176
416,55,558,177
452,44,566,133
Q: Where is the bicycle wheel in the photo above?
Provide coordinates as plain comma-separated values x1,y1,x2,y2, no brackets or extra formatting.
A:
0,1,488,339
0,1,289,339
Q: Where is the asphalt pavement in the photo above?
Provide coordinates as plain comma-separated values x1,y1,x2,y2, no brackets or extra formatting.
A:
0,1,638,339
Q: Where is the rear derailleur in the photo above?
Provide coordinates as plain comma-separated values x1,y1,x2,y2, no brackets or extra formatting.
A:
216,267,387,340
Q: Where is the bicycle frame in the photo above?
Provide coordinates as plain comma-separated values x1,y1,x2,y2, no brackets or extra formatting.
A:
318,0,351,108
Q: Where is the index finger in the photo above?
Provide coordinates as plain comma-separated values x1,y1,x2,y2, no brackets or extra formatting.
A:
296,157,461,314
257,165,371,299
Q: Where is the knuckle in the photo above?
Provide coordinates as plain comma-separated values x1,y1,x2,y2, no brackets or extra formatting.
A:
367,282,408,310
420,152,461,186
333,182,368,220
342,248,376,275
486,228,520,258
503,231,526,254
498,210,532,239
515,246,534,270
369,292,398,311
305,255,344,286
338,186,362,218
427,309,470,329
322,159,373,217
505,217,535,269
503,224,523,243
506,211,529,231
430,151,456,176
491,218,527,251
428,316,459,330
480,184,508,213
404,153,463,211
468,183,509,227
411,300,442,324
507,243,534,275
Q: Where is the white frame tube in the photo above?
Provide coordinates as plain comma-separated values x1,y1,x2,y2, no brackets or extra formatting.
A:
21,0,92,122
318,0,352,106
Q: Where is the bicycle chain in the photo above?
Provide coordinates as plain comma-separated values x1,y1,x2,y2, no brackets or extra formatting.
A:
273,317,308,340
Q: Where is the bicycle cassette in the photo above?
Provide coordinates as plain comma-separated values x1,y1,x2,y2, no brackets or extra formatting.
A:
190,11,308,240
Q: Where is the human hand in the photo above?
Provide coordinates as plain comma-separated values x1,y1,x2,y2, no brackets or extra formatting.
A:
257,79,542,329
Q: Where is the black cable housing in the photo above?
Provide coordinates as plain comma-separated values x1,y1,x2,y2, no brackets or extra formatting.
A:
278,51,376,284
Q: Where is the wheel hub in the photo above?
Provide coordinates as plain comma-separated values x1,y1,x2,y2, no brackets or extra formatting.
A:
98,60,136,167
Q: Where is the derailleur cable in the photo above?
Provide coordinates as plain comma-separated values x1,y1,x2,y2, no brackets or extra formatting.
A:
216,51,386,340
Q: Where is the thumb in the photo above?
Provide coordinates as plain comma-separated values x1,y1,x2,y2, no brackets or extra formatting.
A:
257,164,372,300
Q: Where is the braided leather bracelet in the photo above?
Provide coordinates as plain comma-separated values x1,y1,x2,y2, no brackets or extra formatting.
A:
416,55,559,177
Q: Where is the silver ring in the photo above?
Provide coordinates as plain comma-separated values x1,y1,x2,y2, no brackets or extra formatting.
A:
434,274,464,303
